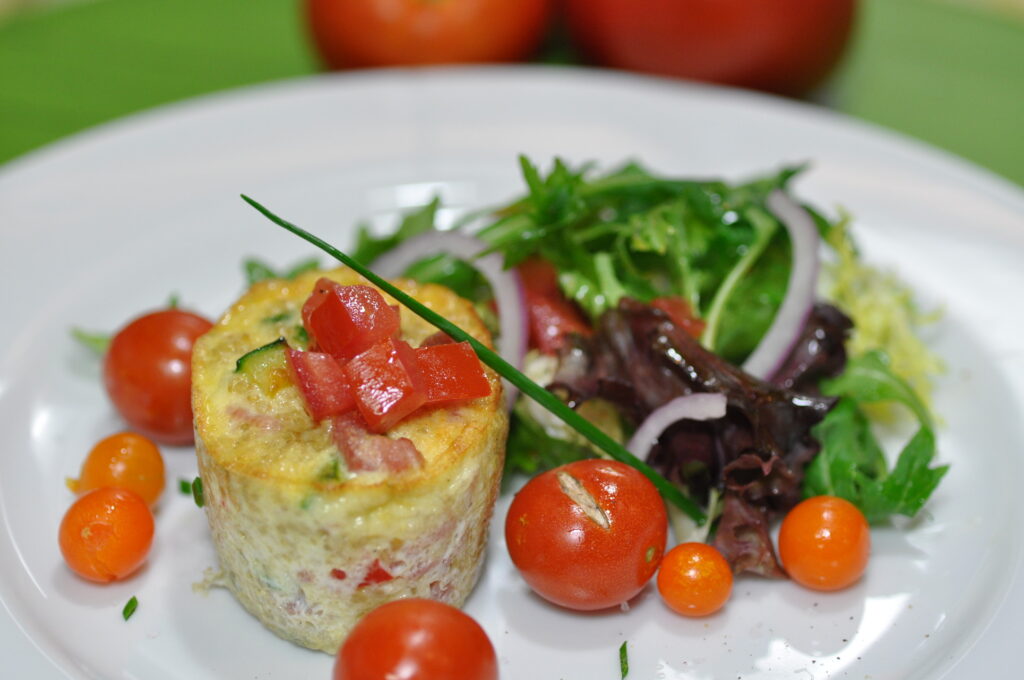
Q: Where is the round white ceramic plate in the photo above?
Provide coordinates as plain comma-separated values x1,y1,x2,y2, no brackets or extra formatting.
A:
1,67,1023,680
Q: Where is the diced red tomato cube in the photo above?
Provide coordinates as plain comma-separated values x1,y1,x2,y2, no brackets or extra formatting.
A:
343,338,427,432
415,342,491,405
286,348,355,421
301,279,400,362
651,296,706,338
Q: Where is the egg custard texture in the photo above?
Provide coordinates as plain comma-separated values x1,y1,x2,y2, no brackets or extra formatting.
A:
192,267,507,653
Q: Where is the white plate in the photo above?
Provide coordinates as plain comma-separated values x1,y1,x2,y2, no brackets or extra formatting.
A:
2,67,1023,680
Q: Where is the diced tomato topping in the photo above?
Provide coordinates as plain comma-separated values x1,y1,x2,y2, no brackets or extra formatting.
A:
330,411,424,473
285,348,355,421
343,337,427,432
301,279,400,362
523,287,592,354
651,296,706,338
330,568,347,580
357,559,394,589
414,342,491,405
418,330,455,348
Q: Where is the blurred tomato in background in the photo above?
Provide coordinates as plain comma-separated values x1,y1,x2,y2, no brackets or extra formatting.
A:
306,0,553,68
563,0,857,96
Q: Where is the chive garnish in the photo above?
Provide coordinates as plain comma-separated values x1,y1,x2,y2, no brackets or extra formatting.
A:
619,641,629,678
241,195,705,524
122,596,138,621
192,477,205,508
178,478,192,495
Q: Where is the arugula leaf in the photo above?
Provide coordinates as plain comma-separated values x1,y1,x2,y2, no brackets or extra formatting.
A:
71,327,111,355
503,407,589,483
805,352,947,523
244,257,321,286
477,157,804,360
401,253,492,303
822,350,933,427
351,197,440,265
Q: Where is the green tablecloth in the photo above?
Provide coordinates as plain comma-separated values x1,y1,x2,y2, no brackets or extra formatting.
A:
1,0,1022,186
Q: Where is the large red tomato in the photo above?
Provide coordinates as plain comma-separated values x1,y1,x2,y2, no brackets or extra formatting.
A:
505,459,668,611
306,0,553,69
564,0,858,96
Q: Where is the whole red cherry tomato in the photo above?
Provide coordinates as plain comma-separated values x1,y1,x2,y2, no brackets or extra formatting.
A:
306,0,553,69
333,598,497,680
103,309,212,445
564,0,857,96
505,459,668,611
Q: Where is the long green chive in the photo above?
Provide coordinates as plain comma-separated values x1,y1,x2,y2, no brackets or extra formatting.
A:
241,195,705,524
619,641,629,678
122,596,139,621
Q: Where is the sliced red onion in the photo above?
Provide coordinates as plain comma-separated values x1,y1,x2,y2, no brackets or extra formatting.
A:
741,190,821,380
373,231,527,408
625,393,728,460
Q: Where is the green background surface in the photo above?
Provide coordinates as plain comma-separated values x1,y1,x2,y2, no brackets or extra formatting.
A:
1,0,1022,186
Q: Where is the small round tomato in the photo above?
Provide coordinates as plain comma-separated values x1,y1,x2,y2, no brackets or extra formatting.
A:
333,598,497,680
657,542,732,617
778,495,870,591
504,459,667,611
58,487,155,583
564,0,857,96
68,432,165,505
306,0,552,69
103,309,212,445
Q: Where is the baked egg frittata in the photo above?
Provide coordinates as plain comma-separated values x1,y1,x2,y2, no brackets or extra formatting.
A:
191,267,507,652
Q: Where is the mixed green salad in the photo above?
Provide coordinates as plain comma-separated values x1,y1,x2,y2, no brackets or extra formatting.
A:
248,156,947,577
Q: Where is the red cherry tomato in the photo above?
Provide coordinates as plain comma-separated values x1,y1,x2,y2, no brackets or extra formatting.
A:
333,598,497,680
504,459,668,611
778,495,870,591
69,432,166,506
564,0,857,96
306,0,552,69
103,309,212,445
516,257,591,354
58,487,155,583
657,542,733,617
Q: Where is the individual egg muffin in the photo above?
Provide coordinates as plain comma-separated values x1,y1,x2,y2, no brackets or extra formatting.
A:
191,267,506,653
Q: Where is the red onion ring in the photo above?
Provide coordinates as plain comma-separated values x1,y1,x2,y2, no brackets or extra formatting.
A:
741,190,821,380
372,231,527,408
625,393,728,460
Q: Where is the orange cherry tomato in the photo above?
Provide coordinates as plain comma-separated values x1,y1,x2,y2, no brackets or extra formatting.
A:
656,542,733,617
306,0,553,69
505,459,667,611
334,598,497,680
68,432,165,506
58,487,154,583
778,495,870,591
